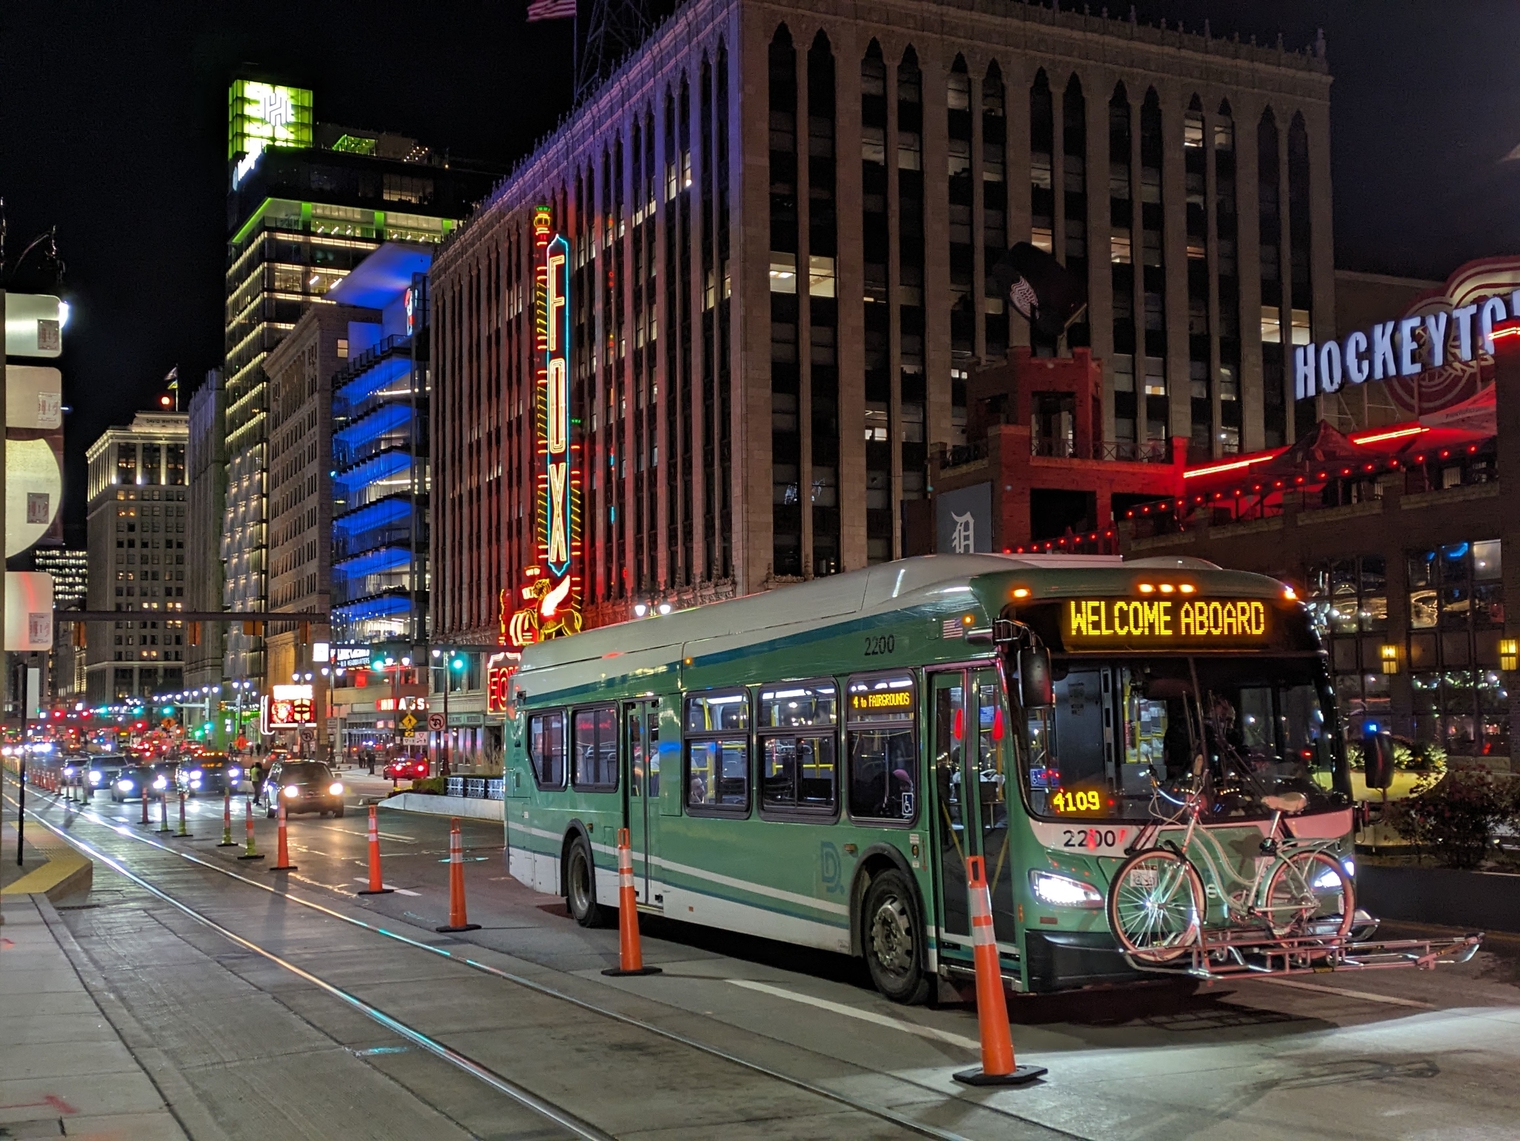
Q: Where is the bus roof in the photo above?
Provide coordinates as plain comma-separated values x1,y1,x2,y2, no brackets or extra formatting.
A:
514,553,1282,694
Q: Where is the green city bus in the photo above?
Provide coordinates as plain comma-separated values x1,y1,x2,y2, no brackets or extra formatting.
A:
503,553,1354,1001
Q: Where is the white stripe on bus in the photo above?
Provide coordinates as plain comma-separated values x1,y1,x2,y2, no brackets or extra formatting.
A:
510,822,850,917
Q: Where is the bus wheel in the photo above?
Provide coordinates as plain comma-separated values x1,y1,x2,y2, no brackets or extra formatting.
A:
862,869,930,1005
565,836,606,928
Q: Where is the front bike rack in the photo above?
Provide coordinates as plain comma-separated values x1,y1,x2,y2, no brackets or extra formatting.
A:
1123,924,1482,981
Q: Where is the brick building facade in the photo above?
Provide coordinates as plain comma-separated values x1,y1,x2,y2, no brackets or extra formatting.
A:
431,0,1333,645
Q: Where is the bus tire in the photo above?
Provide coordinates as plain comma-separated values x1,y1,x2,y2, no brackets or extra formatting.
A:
565,835,607,928
861,869,931,1005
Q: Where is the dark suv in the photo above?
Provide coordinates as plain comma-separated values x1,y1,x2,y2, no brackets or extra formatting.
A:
262,760,345,818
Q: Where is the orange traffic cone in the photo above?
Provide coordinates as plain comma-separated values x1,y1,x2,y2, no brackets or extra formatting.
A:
435,818,480,932
217,787,237,846
603,828,660,976
269,798,297,871
952,856,1046,1086
238,797,264,860
357,805,393,895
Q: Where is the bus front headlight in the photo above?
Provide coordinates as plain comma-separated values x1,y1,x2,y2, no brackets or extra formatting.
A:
1029,870,1104,909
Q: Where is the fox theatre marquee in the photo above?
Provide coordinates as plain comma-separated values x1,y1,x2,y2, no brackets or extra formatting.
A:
503,206,583,649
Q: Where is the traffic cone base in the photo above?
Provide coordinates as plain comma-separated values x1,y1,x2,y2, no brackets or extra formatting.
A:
602,827,661,977
951,855,1044,1088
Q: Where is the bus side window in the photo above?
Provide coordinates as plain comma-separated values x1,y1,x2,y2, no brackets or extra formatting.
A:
571,706,618,791
684,690,750,814
757,680,839,816
528,710,566,789
845,672,918,823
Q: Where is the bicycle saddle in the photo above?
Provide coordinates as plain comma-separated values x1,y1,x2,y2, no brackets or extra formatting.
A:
1261,791,1309,814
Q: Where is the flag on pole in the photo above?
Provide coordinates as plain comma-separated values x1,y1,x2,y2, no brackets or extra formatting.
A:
527,0,576,20
165,365,179,391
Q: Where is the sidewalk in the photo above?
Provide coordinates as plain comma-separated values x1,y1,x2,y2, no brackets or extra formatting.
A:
1,817,92,901
0,893,188,1140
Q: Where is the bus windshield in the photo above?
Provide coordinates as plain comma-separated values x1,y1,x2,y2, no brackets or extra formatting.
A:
1019,655,1348,823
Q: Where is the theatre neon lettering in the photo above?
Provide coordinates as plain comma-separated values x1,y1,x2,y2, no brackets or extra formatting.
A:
1062,599,1269,647
504,207,582,649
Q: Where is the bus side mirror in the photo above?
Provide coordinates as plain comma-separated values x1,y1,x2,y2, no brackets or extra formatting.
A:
1364,732,1396,791
1018,647,1054,709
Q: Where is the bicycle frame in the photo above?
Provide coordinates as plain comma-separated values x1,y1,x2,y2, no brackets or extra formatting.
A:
1134,785,1341,931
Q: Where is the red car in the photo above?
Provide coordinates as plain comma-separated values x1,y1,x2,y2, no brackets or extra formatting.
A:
382,757,430,780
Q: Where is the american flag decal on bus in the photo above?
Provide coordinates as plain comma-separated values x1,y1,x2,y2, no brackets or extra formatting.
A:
942,617,963,639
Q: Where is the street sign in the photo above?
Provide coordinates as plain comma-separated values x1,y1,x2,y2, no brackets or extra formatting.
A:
398,712,418,732
4,294,64,358
427,713,445,732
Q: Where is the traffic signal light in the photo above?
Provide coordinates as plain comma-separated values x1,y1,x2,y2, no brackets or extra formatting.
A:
161,706,173,716
450,655,466,671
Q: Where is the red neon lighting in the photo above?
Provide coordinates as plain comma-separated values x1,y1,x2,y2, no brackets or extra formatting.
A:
1352,425,1427,445
1182,454,1276,479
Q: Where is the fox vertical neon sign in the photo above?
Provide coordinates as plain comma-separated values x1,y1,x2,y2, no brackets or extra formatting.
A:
505,205,582,647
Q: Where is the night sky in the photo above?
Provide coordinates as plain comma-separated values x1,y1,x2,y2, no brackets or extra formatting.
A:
3,0,1518,534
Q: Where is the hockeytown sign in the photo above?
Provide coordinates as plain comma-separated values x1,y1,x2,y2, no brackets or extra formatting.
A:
1295,257,1520,414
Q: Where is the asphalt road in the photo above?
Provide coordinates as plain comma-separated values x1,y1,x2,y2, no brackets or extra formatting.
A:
9,774,1520,1140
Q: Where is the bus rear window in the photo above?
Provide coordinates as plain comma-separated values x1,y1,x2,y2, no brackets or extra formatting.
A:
528,711,566,789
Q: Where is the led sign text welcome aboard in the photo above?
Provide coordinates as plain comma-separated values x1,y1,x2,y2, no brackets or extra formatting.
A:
1295,290,1520,401
1063,599,1270,647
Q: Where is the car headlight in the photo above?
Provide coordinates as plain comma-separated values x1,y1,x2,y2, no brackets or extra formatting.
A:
190,777,202,786
283,785,299,798
63,765,76,777
153,776,167,790
228,767,240,779
191,769,203,780
329,782,344,795
117,779,133,791
1030,870,1104,909
88,771,102,784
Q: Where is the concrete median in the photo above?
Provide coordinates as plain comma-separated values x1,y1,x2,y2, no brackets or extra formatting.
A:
376,792,503,822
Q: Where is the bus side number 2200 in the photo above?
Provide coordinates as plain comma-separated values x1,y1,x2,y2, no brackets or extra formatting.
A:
863,634,896,656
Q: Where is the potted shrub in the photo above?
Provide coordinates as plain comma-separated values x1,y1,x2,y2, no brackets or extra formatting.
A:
1384,769,1516,869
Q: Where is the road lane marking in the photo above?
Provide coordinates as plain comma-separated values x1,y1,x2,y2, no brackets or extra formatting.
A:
3,780,974,1141
1254,977,1436,1009
331,827,417,843
353,878,420,896
726,979,980,1051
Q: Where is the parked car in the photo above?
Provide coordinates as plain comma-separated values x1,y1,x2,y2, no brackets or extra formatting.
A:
176,753,240,797
111,764,173,803
382,757,429,781
261,760,345,818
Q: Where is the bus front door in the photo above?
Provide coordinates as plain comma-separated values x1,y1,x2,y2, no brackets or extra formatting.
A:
931,668,1017,957
622,700,660,907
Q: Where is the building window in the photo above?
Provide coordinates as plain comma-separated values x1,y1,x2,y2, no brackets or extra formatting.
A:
1404,542,1505,757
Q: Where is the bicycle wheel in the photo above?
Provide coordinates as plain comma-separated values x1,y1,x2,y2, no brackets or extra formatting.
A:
1107,849,1205,963
1262,850,1355,940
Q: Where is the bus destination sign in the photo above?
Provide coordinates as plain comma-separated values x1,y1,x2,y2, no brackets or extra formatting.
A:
1062,597,1271,649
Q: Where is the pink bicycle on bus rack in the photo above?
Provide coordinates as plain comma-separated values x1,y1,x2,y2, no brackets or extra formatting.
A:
1106,772,1480,980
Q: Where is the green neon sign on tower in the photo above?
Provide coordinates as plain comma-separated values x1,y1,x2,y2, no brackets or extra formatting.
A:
228,80,314,188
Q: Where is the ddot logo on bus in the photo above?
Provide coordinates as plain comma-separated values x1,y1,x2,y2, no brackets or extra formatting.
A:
1062,598,1271,649
503,206,583,649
